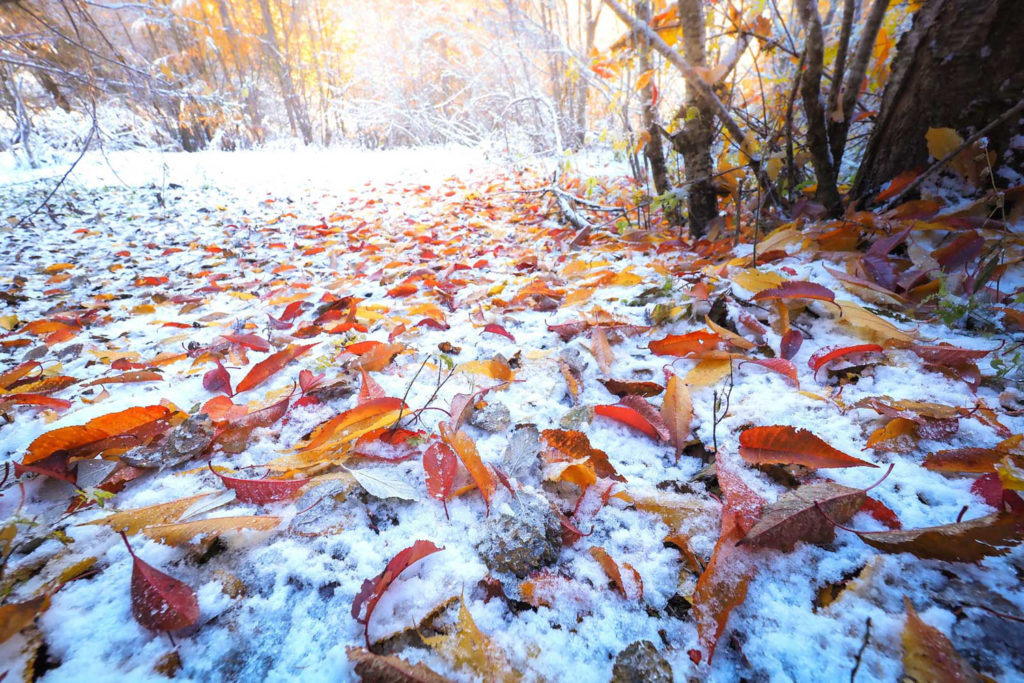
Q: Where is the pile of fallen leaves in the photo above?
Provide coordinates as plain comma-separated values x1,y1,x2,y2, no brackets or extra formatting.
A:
1,157,1023,681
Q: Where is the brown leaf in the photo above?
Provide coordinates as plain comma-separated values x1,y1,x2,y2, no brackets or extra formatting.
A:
589,546,643,600
902,598,984,682
922,448,1021,473
590,326,614,377
739,481,866,551
541,429,625,486
857,513,1024,562
0,594,50,643
440,424,496,511
661,373,692,460
739,426,877,469
599,379,664,398
346,647,452,683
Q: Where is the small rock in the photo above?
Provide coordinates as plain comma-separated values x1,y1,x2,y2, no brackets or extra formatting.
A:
469,402,511,432
611,641,673,683
559,346,586,375
477,490,561,578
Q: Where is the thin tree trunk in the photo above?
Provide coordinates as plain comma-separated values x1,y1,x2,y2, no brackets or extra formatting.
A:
635,0,670,198
258,0,312,144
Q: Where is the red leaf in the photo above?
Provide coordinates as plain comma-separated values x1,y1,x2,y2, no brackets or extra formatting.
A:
910,344,993,366
415,318,449,331
0,394,72,411
860,496,903,530
648,330,722,357
618,396,671,441
739,425,877,469
808,344,884,373
971,473,1024,514
752,281,836,303
780,329,803,360
221,334,271,352
423,441,457,518
594,404,663,440
482,323,516,342
122,532,198,632
211,464,308,504
351,540,443,648
202,360,233,396
741,358,800,388
875,168,920,202
234,343,315,394
547,319,588,341
298,369,325,395
353,428,422,462
692,457,763,662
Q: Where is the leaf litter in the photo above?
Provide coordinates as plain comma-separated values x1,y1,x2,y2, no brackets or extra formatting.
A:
0,148,1022,681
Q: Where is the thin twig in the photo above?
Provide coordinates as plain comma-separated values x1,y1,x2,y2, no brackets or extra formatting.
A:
13,105,97,231
850,617,872,682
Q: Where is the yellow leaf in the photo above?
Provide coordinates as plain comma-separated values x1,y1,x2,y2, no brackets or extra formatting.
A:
43,263,75,274
457,358,514,381
563,287,596,307
142,515,280,545
608,269,642,287
423,599,522,683
730,269,784,293
685,359,732,386
81,493,217,534
925,127,963,161
635,68,655,92
996,456,1024,491
836,300,915,346
0,314,17,331
131,304,156,315
661,374,693,459
866,417,918,450
765,157,783,182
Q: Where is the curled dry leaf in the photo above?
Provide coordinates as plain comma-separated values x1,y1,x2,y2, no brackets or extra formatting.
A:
0,594,50,643
351,539,443,648
752,280,836,303
202,360,232,396
856,512,1024,562
808,344,884,374
590,326,614,377
599,378,663,398
739,426,876,469
541,429,625,487
122,532,199,632
741,358,800,388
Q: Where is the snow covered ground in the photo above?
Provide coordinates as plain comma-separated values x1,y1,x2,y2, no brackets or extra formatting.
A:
0,147,1022,682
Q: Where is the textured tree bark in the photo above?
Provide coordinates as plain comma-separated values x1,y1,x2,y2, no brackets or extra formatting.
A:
676,0,717,237
636,1,670,198
853,0,1024,199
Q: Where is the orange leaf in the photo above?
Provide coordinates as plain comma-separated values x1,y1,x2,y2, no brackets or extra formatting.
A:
739,426,877,469
649,331,722,357
24,405,174,464
440,424,496,512
234,343,316,394
590,327,614,377
300,397,406,452
588,547,643,600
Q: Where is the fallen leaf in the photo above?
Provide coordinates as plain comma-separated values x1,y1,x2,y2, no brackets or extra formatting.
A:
902,597,982,682
422,598,521,682
856,513,1024,562
661,373,692,460
752,281,836,303
740,481,867,551
424,441,457,517
440,424,496,511
122,532,198,632
212,466,309,504
352,539,443,647
739,426,876,468
142,515,280,545
649,330,721,357
348,465,420,501
346,647,450,683
234,343,316,394
589,546,643,600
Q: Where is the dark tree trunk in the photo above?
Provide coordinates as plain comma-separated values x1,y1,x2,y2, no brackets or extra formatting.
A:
636,1,670,198
676,0,716,237
853,0,1024,199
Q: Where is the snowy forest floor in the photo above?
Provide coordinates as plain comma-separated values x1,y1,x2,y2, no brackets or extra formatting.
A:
1,147,1023,682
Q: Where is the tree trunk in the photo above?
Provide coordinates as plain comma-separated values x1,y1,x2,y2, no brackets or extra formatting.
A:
258,0,313,144
853,0,1024,199
636,1,670,198
676,0,716,237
